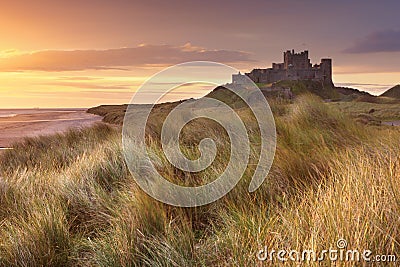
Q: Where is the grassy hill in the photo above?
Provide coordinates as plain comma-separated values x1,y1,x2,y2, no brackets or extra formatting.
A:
87,101,183,125
273,80,339,99
259,80,377,101
0,95,400,265
381,84,400,98
87,81,381,127
328,101,400,122
88,80,400,131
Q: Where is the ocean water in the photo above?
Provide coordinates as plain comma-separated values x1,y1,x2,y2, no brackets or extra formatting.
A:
0,113,17,118
0,108,86,118
0,108,99,149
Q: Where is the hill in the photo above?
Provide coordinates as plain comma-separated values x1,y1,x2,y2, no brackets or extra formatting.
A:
88,81,377,125
88,80,400,129
254,80,374,101
87,101,182,125
381,84,400,98
280,80,383,101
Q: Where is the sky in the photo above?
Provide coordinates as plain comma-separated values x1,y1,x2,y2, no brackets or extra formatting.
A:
1,0,399,108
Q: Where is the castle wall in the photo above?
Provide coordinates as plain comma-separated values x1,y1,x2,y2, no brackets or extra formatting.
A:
244,50,332,84
272,63,284,70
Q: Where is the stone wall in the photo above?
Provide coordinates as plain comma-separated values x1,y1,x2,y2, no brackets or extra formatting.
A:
243,49,332,84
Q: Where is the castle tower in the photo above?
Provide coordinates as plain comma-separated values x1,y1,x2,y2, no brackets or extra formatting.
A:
283,50,292,69
320,58,332,83
283,50,311,69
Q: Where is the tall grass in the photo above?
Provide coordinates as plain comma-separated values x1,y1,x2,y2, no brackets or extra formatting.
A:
0,95,399,266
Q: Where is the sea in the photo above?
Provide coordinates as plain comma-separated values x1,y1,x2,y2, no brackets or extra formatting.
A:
0,108,86,118
0,108,99,149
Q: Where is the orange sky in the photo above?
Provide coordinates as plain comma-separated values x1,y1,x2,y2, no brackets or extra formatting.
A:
1,1,399,108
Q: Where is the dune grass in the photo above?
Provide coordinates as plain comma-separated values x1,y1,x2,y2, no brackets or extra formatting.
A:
327,101,400,121
382,84,400,98
0,95,399,266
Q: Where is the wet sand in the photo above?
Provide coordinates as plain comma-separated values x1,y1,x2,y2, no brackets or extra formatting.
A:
0,109,103,148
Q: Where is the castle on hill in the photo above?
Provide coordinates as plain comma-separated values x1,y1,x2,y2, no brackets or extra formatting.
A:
232,49,332,84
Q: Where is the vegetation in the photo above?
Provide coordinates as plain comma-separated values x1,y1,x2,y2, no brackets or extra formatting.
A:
273,80,339,99
87,104,128,125
270,80,384,102
87,101,184,126
328,101,400,122
382,84,400,99
1,95,400,266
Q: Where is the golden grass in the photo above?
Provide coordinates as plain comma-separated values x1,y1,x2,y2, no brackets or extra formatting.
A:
0,95,399,266
328,101,400,121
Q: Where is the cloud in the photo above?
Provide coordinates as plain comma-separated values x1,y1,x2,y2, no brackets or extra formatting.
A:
43,81,133,90
23,90,134,101
343,29,400,53
0,43,255,72
57,76,104,81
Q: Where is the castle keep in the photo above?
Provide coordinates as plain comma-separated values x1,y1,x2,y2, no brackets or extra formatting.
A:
233,50,332,84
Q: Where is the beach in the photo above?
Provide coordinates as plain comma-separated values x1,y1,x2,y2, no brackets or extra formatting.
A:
0,109,103,148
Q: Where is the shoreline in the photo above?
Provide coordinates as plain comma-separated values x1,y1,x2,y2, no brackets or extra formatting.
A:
0,109,103,148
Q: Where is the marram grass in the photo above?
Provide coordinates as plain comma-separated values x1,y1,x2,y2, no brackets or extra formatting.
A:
0,95,399,266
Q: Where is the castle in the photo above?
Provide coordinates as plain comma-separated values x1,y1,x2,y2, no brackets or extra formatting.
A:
232,50,332,84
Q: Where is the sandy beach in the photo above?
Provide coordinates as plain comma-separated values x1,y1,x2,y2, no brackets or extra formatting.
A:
0,109,103,148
